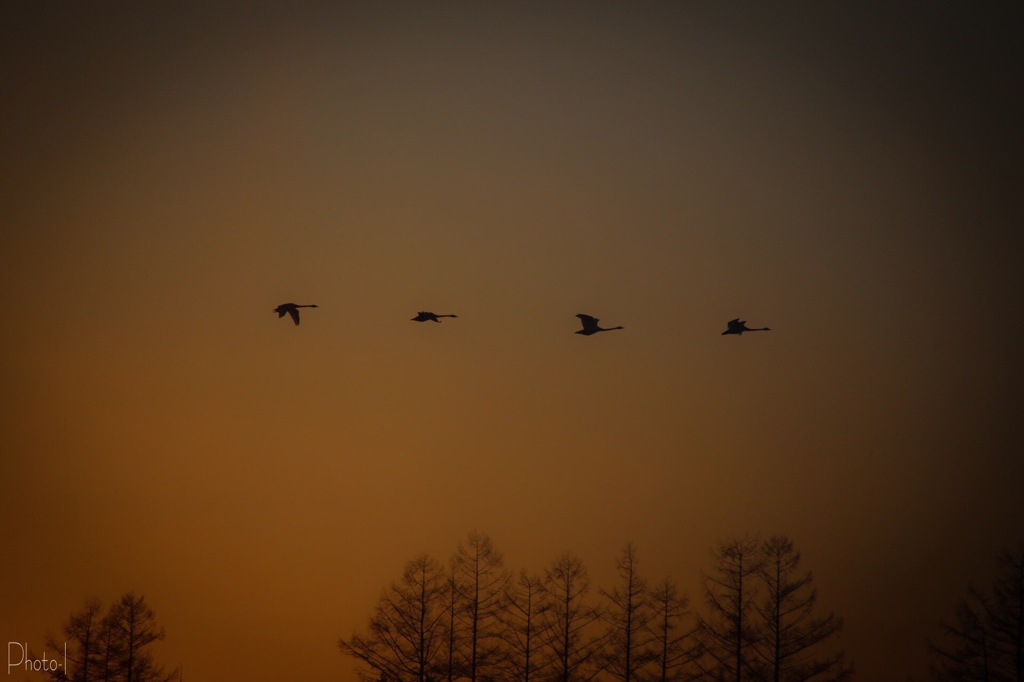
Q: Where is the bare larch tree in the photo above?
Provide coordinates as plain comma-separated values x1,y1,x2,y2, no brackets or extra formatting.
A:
541,553,605,682
646,578,699,682
930,541,1024,682
601,543,655,682
340,554,449,682
47,593,178,682
698,536,763,682
499,570,552,682
754,536,852,682
451,531,511,682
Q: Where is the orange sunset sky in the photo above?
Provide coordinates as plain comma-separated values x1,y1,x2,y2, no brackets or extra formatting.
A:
1,3,1021,681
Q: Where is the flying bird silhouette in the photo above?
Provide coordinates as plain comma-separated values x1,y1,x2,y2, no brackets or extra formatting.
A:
721,318,770,335
411,311,458,323
274,303,318,326
575,313,624,336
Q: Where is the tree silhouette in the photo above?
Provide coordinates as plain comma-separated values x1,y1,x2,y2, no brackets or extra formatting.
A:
601,543,655,682
340,554,449,682
104,592,178,682
498,570,552,682
697,536,763,682
451,531,512,682
46,598,104,682
930,542,1024,682
443,563,465,682
753,536,851,682
646,578,698,682
45,593,178,682
930,592,991,682
337,534,854,682
540,553,604,682
987,544,1024,682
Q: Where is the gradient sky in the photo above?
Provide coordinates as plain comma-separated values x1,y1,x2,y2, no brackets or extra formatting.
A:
2,3,1022,681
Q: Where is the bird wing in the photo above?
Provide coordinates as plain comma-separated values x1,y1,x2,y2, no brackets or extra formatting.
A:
576,314,599,331
288,308,301,325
